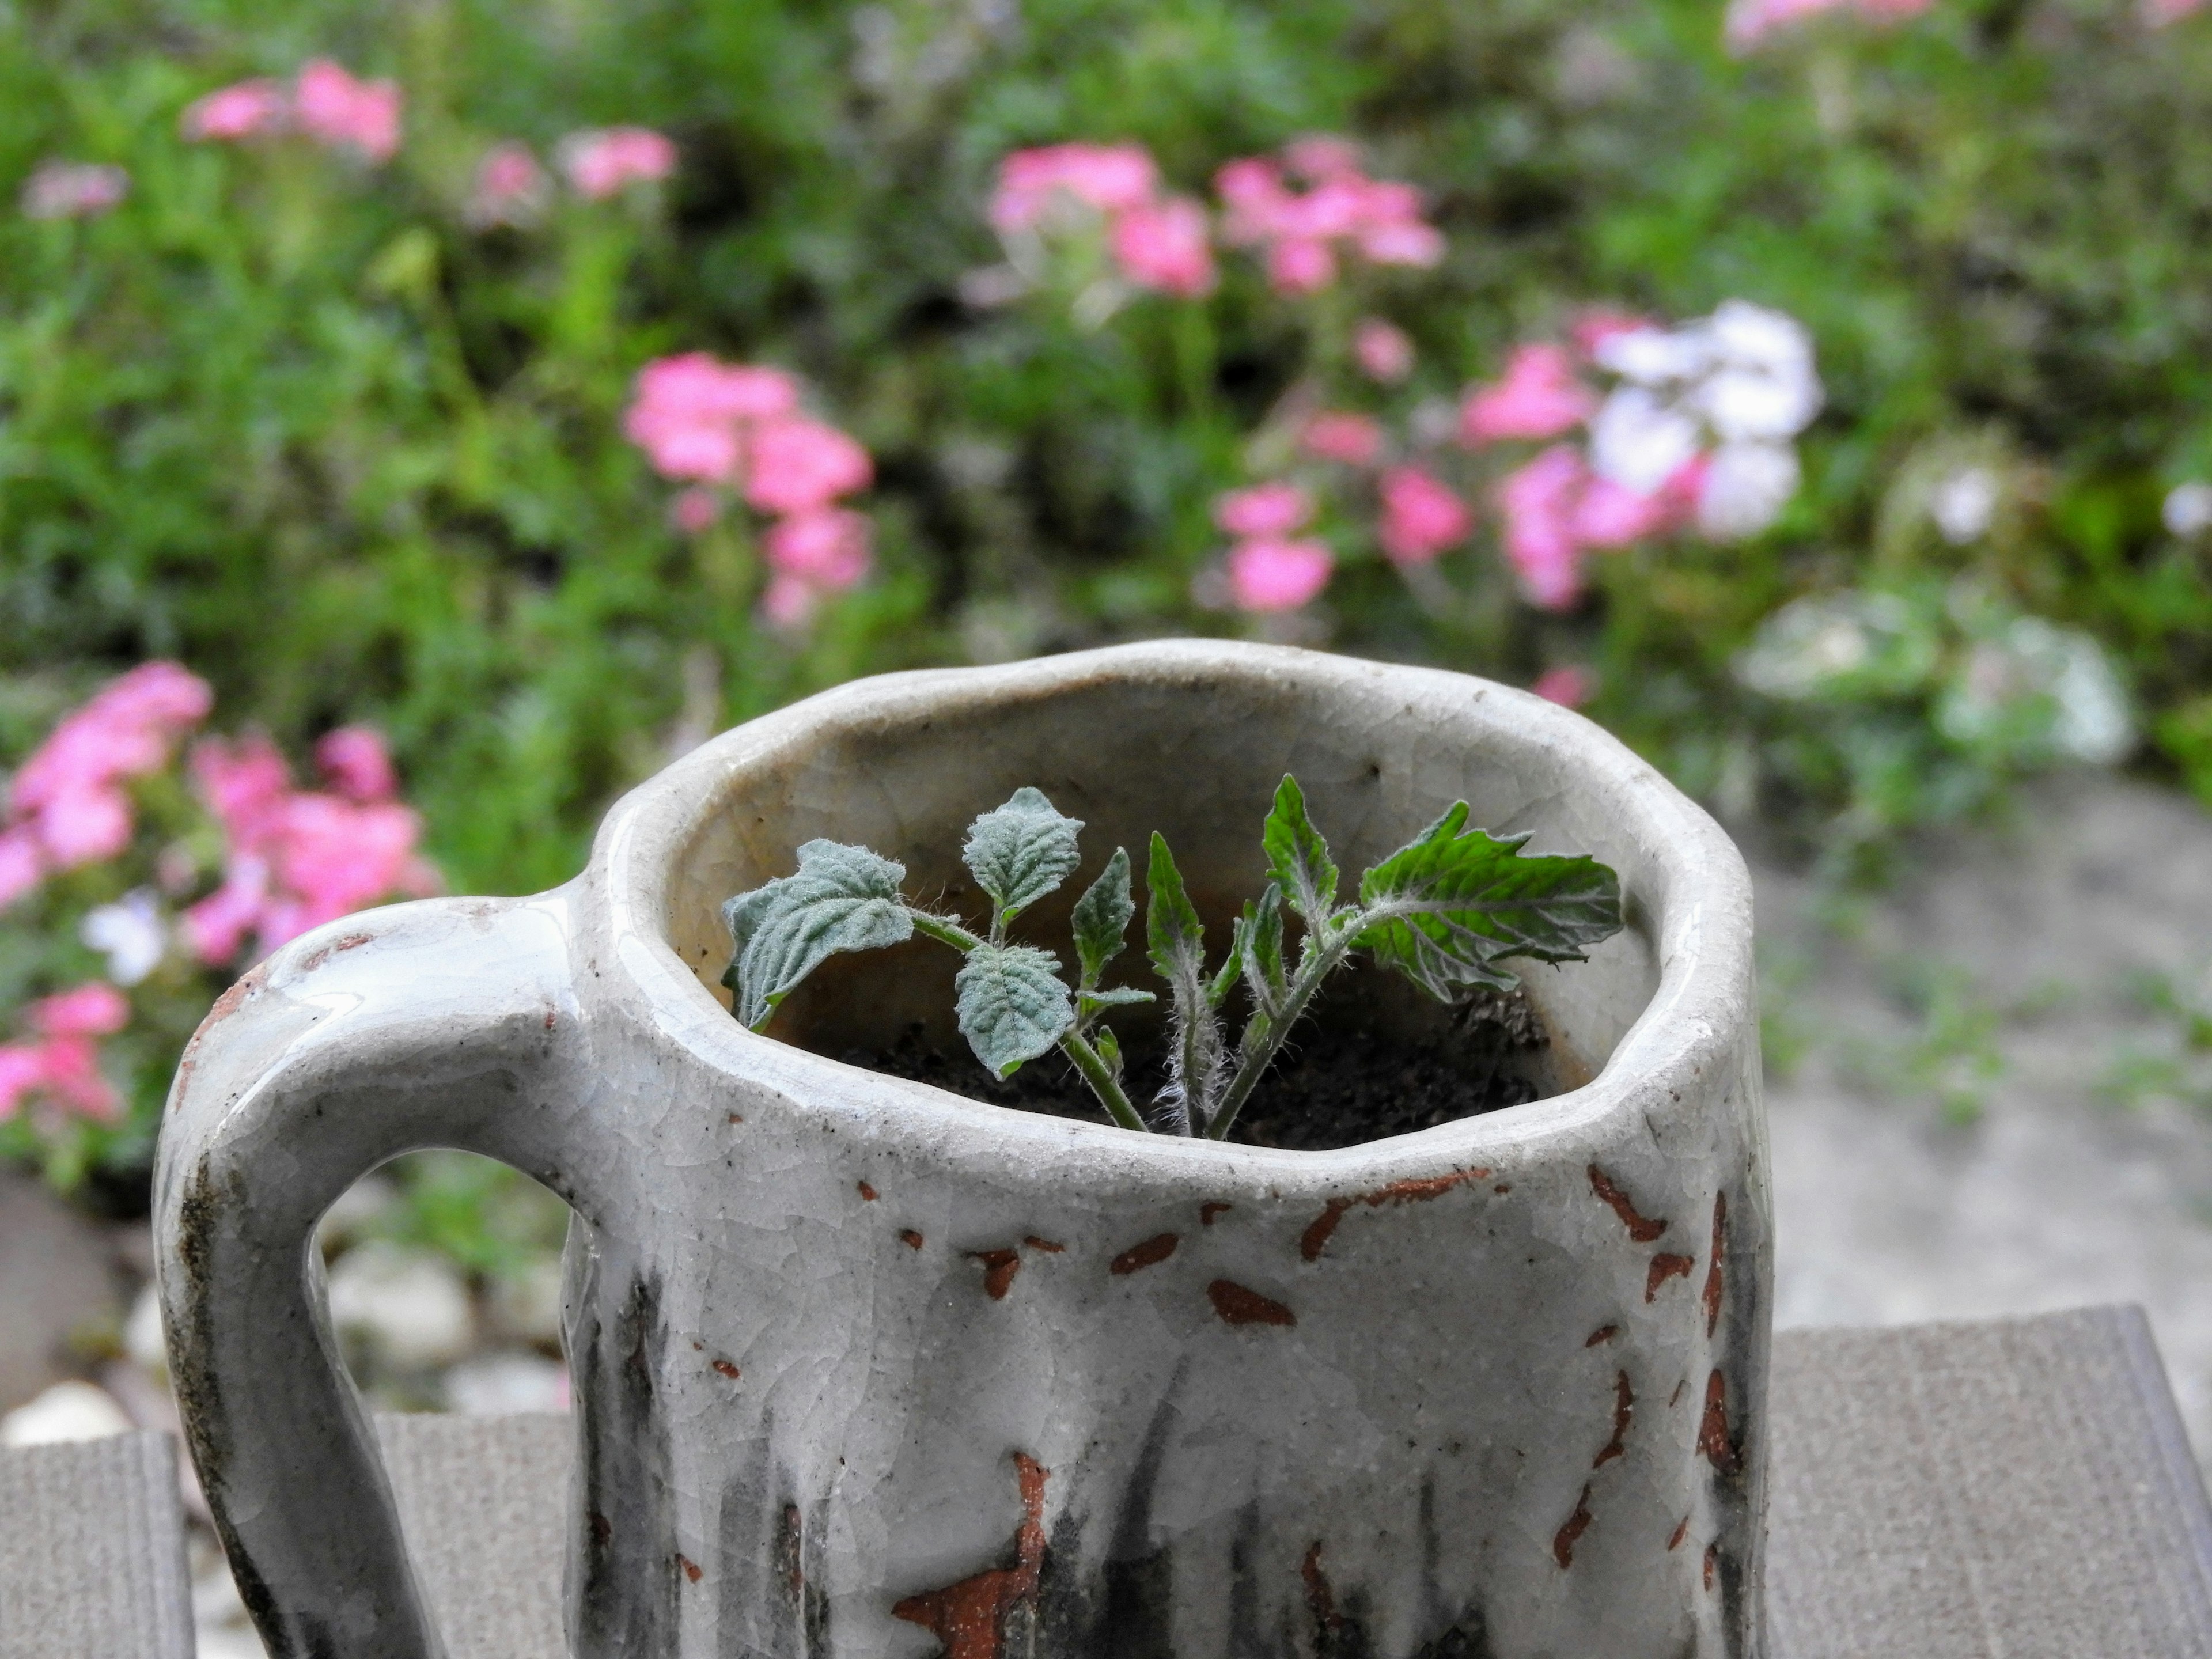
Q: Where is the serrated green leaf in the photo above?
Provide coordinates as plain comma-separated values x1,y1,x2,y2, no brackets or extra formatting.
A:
1240,882,1287,1017
955,943,1075,1078
964,786,1084,926
1262,774,1338,923
722,840,914,1028
1071,846,1134,988
1353,803,1622,1002
1093,1024,1123,1081
1081,986,1156,1011
1146,832,1224,1130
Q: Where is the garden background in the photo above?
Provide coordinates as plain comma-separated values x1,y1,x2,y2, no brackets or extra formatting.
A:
9,0,2212,1610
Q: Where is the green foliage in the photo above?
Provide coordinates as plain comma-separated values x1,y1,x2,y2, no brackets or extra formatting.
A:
1355,805,1624,999
953,942,1073,1077
721,839,911,1028
717,775,1622,1138
962,786,1083,931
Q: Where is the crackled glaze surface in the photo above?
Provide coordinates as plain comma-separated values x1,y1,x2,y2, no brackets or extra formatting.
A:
157,642,1768,1658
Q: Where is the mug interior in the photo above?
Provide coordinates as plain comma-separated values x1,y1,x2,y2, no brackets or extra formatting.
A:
653,656,1666,1132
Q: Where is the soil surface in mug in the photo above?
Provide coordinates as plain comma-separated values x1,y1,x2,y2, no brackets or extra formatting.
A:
842,989,1549,1150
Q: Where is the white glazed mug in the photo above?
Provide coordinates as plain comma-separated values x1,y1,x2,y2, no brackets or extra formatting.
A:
158,640,1768,1659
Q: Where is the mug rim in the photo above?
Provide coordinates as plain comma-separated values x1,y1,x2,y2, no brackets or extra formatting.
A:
590,640,1754,1184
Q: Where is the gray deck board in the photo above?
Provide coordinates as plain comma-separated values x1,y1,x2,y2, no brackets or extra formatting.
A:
8,1304,2212,1657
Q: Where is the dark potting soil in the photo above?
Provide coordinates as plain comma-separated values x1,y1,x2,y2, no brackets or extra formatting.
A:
839,990,1547,1151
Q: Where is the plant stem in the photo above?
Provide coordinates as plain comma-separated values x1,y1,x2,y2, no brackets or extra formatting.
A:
1204,919,1354,1141
906,909,1149,1132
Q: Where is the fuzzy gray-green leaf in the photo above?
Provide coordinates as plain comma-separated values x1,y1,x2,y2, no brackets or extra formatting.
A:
1354,803,1622,1001
964,786,1084,924
1146,832,1224,1130
1262,774,1338,923
722,840,914,1028
1071,846,1134,988
955,943,1074,1078
1239,882,1287,1017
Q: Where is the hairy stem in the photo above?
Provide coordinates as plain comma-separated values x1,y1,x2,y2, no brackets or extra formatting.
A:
907,908,1147,1132
1204,917,1356,1141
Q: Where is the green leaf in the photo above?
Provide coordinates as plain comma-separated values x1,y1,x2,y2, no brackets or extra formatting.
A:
1080,986,1156,1013
1093,1024,1124,1082
1262,774,1338,923
955,943,1075,1078
1071,846,1135,988
722,840,914,1029
964,787,1084,926
1146,832,1224,1130
1353,804,1622,1002
1239,882,1287,1017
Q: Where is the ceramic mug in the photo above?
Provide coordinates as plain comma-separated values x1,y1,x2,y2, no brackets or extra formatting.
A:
158,639,1768,1659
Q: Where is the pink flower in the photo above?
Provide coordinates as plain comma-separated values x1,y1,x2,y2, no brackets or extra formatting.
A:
6,662,212,876
1532,665,1599,709
0,1046,44,1119
37,789,132,866
1215,157,1293,244
1725,0,1927,47
624,355,801,483
1283,135,1364,183
559,127,677,199
759,573,818,630
1498,446,1589,611
274,797,429,935
1377,467,1472,566
764,510,872,592
21,162,128,221
1215,482,1314,539
0,829,41,910
33,984,128,1039
469,142,548,228
1266,237,1336,295
744,418,873,516
1569,475,1675,549
316,728,397,804
1355,319,1414,384
192,735,293,854
294,60,401,163
183,858,270,965
990,143,1158,233
35,1035,119,1120
1459,346,1595,445
1300,411,1384,467
1227,537,1335,613
1571,309,1653,358
2145,0,2205,20
1110,197,1215,296
668,487,722,535
181,79,289,143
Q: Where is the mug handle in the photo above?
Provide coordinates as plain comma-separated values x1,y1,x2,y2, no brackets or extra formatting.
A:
156,892,594,1659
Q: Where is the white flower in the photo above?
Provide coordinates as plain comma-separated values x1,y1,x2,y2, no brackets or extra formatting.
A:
1590,385,1702,493
326,1243,475,1370
1698,441,1801,539
1931,467,2000,546
1,1381,134,1446
1694,301,1822,442
2164,482,2212,537
1592,324,1712,386
80,889,165,986
1734,590,1937,700
1937,616,2134,765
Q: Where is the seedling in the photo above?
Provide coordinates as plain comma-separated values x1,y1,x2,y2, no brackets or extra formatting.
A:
721,777,1623,1139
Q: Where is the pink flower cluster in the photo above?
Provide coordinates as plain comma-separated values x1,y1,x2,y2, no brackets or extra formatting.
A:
1725,0,1933,50
1215,484,1333,613
183,727,436,965
0,983,130,1123
183,60,402,163
623,355,875,624
2145,0,2209,21
0,664,213,908
20,161,128,221
1215,136,1445,296
556,128,679,200
1459,337,1706,610
990,143,1215,297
